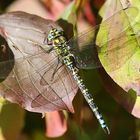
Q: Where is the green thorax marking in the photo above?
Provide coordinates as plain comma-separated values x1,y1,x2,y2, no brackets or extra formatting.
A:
48,28,74,66
47,28,69,56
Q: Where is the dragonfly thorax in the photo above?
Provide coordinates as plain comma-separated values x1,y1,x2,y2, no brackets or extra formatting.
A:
48,28,69,55
48,28,65,41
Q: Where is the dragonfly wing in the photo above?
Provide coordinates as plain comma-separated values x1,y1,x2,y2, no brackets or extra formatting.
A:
0,11,64,54
0,47,78,113
71,44,102,69
98,26,138,71
0,10,79,113
68,7,138,69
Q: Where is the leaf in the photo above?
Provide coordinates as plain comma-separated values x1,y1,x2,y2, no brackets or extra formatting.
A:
97,0,140,117
45,111,67,137
0,98,25,140
58,0,83,39
99,0,131,18
0,11,78,113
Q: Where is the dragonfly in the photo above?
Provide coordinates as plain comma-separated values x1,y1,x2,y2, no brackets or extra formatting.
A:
46,6,138,134
0,6,138,135
47,27,110,134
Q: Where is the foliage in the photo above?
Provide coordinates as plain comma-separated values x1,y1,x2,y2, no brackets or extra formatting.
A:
0,0,140,140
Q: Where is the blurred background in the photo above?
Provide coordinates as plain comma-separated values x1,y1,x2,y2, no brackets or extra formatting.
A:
0,0,140,140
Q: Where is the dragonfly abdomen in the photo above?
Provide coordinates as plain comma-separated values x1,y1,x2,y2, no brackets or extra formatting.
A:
47,28,110,134
63,57,110,134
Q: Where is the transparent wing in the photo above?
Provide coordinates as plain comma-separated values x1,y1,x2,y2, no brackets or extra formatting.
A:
67,7,138,69
0,11,78,113
0,44,78,113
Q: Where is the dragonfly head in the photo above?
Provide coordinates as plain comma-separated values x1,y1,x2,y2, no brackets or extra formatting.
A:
48,28,64,41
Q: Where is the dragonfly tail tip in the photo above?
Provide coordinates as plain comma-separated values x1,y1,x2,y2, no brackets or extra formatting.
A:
103,126,110,135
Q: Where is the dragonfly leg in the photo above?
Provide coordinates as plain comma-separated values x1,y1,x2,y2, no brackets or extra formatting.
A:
51,57,65,81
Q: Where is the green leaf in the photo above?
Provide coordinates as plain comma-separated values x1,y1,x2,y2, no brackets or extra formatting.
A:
58,0,83,38
0,98,25,140
97,0,140,118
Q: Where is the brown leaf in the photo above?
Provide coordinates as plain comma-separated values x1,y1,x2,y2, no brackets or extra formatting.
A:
0,11,78,113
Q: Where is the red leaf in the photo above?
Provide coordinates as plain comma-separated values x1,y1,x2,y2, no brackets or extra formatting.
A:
41,0,70,19
0,11,78,113
45,111,67,137
83,0,96,25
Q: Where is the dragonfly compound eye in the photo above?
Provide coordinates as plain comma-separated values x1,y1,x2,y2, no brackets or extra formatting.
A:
47,33,53,41
48,28,64,41
47,29,56,41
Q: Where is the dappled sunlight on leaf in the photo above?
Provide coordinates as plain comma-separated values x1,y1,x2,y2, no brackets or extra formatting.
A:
97,0,140,118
